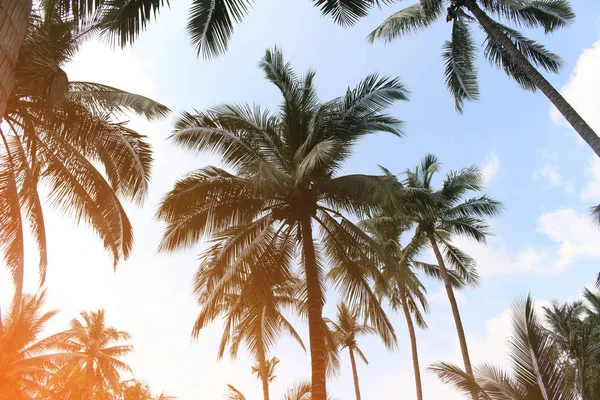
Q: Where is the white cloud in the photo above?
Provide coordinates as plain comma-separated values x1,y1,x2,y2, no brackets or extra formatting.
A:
532,164,574,193
481,151,500,186
550,38,600,135
451,236,548,278
581,157,600,202
538,208,600,270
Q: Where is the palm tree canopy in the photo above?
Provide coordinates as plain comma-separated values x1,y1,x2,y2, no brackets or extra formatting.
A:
158,47,408,352
368,0,574,112
431,295,578,400
1,9,169,302
0,291,73,400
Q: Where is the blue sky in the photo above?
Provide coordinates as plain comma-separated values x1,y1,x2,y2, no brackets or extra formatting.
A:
2,0,600,398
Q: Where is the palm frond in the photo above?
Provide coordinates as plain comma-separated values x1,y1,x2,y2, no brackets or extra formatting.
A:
485,0,575,33
367,1,442,42
313,0,394,27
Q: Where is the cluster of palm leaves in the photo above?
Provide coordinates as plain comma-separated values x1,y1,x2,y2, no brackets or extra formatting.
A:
433,288,600,400
0,291,174,400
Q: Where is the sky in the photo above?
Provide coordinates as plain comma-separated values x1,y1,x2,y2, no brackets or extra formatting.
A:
2,0,600,398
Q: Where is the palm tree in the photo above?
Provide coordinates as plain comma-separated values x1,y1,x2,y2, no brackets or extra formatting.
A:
368,0,600,157
0,290,73,400
227,379,334,400
431,295,578,400
399,154,501,400
157,47,405,400
252,357,280,387
53,309,133,398
359,210,470,400
192,246,305,400
1,10,169,306
544,290,600,399
119,379,176,400
326,303,381,400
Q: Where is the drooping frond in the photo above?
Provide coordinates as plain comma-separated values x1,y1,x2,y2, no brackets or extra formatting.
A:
367,1,443,43
482,0,575,34
442,15,479,113
313,0,394,27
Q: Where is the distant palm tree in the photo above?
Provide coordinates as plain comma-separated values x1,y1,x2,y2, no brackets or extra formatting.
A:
157,47,406,400
401,154,502,400
252,357,280,386
326,303,381,400
227,379,335,400
54,310,133,398
119,379,176,400
431,295,578,400
368,0,600,157
0,290,72,400
1,10,169,306
193,248,305,400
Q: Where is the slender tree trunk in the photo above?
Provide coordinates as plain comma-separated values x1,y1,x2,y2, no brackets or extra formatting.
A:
0,0,31,119
348,348,362,400
464,0,600,158
258,353,270,400
400,289,423,400
427,231,477,400
300,214,327,400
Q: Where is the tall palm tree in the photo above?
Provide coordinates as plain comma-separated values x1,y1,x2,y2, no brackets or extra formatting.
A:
0,290,73,400
325,302,381,400
368,0,600,157
193,245,305,400
400,154,502,400
157,47,405,400
431,295,578,400
53,309,133,398
359,210,470,400
252,357,280,387
0,0,393,119
1,10,169,306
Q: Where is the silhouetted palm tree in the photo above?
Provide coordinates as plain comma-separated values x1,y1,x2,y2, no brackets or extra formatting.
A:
157,47,406,400
326,303,381,400
401,154,502,400
1,10,168,306
368,0,600,157
0,290,72,400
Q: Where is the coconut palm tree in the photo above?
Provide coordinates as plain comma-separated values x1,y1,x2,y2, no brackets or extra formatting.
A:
252,357,280,387
1,10,168,306
431,295,578,400
52,309,133,398
359,209,472,400
0,290,73,400
399,154,501,400
193,244,305,400
368,0,600,157
157,47,405,400
118,379,176,400
227,379,335,400
325,303,381,400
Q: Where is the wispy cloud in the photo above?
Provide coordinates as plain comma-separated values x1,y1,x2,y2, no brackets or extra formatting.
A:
481,151,500,186
532,164,574,193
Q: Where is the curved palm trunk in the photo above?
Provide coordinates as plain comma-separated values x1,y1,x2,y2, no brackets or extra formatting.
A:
465,0,600,158
300,214,327,400
427,231,477,400
0,0,31,119
400,289,423,400
348,347,362,400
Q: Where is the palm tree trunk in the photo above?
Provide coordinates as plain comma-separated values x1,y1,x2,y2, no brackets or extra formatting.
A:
0,0,31,119
400,290,423,400
427,231,477,400
348,348,362,400
464,0,600,158
258,353,271,400
300,214,327,400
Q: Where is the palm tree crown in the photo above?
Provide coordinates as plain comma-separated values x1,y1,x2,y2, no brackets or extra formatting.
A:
157,47,407,400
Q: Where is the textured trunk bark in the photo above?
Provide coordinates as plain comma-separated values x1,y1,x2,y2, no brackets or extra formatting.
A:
0,0,31,119
400,290,423,400
300,214,327,400
428,231,477,400
348,348,362,400
465,0,600,158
